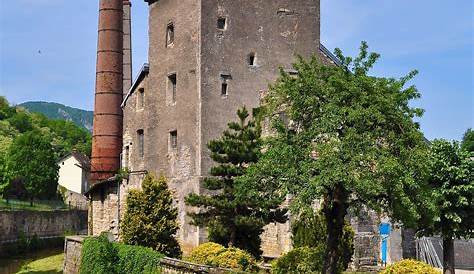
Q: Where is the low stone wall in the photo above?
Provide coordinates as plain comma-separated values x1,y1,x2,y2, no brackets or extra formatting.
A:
64,236,84,274
63,236,270,274
0,210,88,243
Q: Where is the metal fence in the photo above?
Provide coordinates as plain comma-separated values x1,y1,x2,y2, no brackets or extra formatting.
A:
417,237,474,270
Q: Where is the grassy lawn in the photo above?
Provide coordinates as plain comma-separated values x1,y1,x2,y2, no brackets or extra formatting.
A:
0,199,67,211
16,253,63,274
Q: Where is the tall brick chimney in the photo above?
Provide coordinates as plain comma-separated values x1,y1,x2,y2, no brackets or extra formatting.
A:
90,0,124,182
123,1,132,95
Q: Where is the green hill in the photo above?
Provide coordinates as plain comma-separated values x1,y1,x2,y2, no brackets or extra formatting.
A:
19,101,93,132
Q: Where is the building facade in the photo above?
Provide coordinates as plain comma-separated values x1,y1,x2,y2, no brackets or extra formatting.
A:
120,0,321,255
88,0,391,267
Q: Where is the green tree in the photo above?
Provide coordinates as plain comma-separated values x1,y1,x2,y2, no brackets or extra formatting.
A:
292,208,354,272
243,42,433,273
461,128,474,152
185,107,286,257
121,174,181,258
6,131,59,203
422,140,473,274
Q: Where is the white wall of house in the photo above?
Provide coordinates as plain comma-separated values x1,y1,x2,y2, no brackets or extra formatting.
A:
58,156,86,194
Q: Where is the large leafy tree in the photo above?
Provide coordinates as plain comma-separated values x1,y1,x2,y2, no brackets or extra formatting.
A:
185,107,286,257
6,131,59,203
461,128,474,152
242,42,433,273
423,140,473,274
121,174,182,258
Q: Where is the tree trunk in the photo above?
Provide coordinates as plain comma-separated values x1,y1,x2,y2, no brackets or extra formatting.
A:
322,184,348,274
30,197,33,207
443,236,455,274
229,225,236,247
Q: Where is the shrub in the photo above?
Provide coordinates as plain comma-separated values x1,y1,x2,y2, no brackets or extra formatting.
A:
186,242,226,266
380,259,440,274
272,246,324,274
80,235,117,274
116,244,164,274
80,234,165,274
121,174,181,258
212,247,257,272
291,208,354,273
186,242,257,272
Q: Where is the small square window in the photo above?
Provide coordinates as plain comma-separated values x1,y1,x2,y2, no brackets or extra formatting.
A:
166,23,174,47
170,130,178,149
217,17,227,30
168,74,177,103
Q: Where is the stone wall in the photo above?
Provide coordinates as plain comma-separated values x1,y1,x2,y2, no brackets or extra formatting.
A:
0,210,87,243
63,236,270,274
63,236,84,274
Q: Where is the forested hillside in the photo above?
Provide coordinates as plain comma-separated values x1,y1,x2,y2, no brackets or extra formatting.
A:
0,96,92,200
20,101,93,132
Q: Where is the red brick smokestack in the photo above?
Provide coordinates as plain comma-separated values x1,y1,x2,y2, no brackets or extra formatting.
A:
91,0,124,182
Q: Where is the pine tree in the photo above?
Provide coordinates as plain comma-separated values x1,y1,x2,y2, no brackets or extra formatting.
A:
121,174,181,258
185,107,286,257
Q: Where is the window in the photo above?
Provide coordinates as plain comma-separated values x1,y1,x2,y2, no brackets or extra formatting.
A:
137,88,145,109
248,53,256,66
137,130,144,158
168,73,177,103
170,130,178,149
217,17,227,30
221,82,228,96
100,187,105,204
124,146,130,167
166,23,174,47
220,73,231,97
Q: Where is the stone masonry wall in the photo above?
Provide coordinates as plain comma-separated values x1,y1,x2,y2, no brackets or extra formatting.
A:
63,236,84,274
0,210,87,243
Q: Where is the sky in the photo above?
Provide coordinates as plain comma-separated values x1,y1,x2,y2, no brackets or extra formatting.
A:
0,0,472,141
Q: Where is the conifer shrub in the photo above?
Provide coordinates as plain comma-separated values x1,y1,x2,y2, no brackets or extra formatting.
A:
271,246,324,274
380,259,440,274
186,242,257,272
121,174,181,258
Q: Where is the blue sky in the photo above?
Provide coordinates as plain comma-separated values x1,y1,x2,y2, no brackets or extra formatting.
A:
0,0,472,141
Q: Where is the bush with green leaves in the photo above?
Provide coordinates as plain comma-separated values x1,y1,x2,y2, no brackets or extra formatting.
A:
291,208,354,273
380,259,440,274
80,234,164,274
272,246,324,274
116,244,164,274
121,174,181,258
80,235,117,274
186,242,257,272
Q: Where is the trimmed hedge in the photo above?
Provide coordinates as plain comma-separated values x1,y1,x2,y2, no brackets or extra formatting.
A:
80,234,164,274
186,242,257,272
380,259,440,274
272,246,324,274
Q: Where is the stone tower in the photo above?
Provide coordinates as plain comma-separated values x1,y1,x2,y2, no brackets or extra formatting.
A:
120,0,321,255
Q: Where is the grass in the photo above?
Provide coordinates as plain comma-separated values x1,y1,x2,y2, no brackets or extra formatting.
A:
16,253,64,274
0,199,67,211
